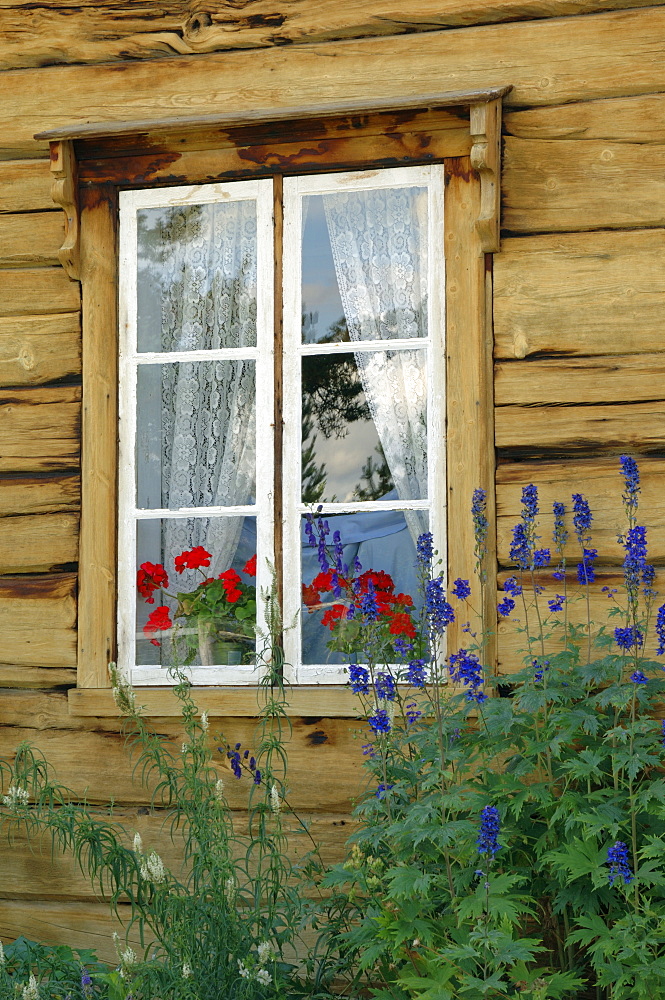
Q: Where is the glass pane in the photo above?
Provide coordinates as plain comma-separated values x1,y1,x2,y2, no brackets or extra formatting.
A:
301,350,427,504
137,201,257,353
135,516,257,668
300,510,427,666
301,187,428,345
136,359,256,510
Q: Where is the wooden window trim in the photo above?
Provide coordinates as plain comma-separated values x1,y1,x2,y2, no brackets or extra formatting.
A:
35,89,506,716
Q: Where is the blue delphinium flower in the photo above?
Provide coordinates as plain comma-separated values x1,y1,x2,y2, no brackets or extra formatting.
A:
405,702,422,726
359,583,379,621
375,672,396,702
622,524,654,603
253,769,262,785
449,649,486,703
416,531,434,566
331,530,347,597
227,746,243,779
509,523,531,570
349,664,370,694
452,578,471,600
607,841,633,885
362,743,375,758
572,493,593,544
521,484,539,525
577,547,598,584
533,659,549,682
476,805,501,856
620,455,640,515
548,595,565,613
656,604,665,656
393,636,413,656
497,596,515,617
630,670,648,685
406,659,427,687
81,970,93,997
553,501,568,550
614,626,644,651
503,576,522,597
425,578,455,634
368,709,391,734
376,783,394,799
533,548,551,568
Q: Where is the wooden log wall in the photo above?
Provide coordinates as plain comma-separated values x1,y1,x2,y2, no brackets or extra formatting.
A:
1,0,665,957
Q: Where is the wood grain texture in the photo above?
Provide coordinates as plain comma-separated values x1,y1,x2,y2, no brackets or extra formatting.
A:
0,386,80,472
494,230,665,359
503,137,665,232
0,472,79,516
2,7,665,156
0,573,77,667
0,513,78,573
495,353,665,406
0,212,64,266
495,400,665,453
0,900,139,964
0,159,52,209
0,0,662,71
0,313,81,385
505,92,665,142
496,456,665,564
0,269,80,318
0,666,76,688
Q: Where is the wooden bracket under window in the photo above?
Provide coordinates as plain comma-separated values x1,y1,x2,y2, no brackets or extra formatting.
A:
49,138,80,281
470,98,503,253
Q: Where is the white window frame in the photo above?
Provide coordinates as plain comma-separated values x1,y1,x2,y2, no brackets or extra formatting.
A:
116,165,445,686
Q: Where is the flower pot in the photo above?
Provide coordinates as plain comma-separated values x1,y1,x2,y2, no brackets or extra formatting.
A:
197,621,248,665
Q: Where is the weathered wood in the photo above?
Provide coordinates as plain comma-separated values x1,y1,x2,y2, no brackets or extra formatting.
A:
0,472,80,517
0,386,80,473
3,7,665,156
496,457,665,565
505,92,665,142
0,513,78,574
495,401,665,453
0,269,80,318
0,0,661,71
495,353,665,406
77,186,117,688
0,159,52,211
0,574,77,667
0,313,81,385
503,137,665,233
0,900,139,964
50,139,80,279
0,212,64,266
0,666,76,688
494,230,665,359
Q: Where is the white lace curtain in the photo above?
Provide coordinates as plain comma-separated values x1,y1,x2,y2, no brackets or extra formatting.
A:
157,200,257,587
323,187,429,540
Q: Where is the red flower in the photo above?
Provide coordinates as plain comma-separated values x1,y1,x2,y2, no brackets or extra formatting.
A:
243,554,257,577
321,604,347,628
143,605,173,646
225,588,242,604
137,562,168,604
394,593,414,608
219,568,242,589
302,583,321,609
357,570,394,594
312,571,334,593
388,612,416,638
175,546,212,573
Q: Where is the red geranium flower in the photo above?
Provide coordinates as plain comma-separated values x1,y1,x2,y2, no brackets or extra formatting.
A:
219,568,242,590
175,546,212,573
243,554,257,577
225,588,242,604
394,593,414,608
312,571,335,593
388,612,416,638
302,582,321,609
143,605,173,646
321,604,347,628
137,562,169,604
357,570,394,594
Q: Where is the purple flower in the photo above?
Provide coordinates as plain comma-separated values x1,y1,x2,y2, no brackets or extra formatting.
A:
572,494,593,544
552,570,566,581
449,649,486,703
405,702,422,726
620,455,640,513
368,709,391,734
533,659,549,682
452,578,471,600
425,578,455,634
553,501,568,551
375,671,396,702
416,532,434,566
521,484,539,524
548,595,565,613
510,523,531,570
533,548,551,568
406,659,427,688
254,769,262,784
614,626,644,651
630,670,648,685
656,603,665,656
497,597,515,617
362,743,375,757
349,664,370,695
503,576,522,597
476,805,501,856
227,747,242,779
607,841,633,885
359,582,379,621
577,548,597,584
376,783,394,799
393,636,413,656
622,525,653,601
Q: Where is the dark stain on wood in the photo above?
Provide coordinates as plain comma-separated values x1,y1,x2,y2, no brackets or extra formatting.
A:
301,716,323,726
306,729,329,746
0,572,76,601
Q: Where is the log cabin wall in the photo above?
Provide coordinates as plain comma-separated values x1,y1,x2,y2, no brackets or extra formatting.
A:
1,0,665,958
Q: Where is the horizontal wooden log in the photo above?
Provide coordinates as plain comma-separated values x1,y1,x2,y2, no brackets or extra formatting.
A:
505,92,665,142
0,512,78,574
0,0,661,71
495,353,665,406
0,212,63,267
0,385,80,473
2,7,665,156
493,230,665,358
0,269,80,319
0,573,77,667
0,313,81,385
0,159,52,211
495,401,665,454
0,472,80,516
496,456,665,564
503,137,665,232
0,666,76,688
0,900,139,964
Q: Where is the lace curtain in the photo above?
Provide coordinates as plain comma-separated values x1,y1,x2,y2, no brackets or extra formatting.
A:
323,187,429,540
157,201,257,589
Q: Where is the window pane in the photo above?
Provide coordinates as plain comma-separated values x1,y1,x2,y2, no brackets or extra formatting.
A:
301,187,428,345
136,359,256,510
301,350,427,504
135,515,257,668
300,510,426,666
137,201,258,353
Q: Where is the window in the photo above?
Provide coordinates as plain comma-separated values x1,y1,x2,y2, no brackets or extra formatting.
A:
37,91,503,706
118,165,445,685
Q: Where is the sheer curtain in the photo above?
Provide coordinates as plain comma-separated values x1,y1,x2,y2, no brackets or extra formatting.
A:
157,201,257,588
323,186,429,540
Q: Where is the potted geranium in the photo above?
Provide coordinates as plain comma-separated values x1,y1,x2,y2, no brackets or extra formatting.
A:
137,548,257,665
